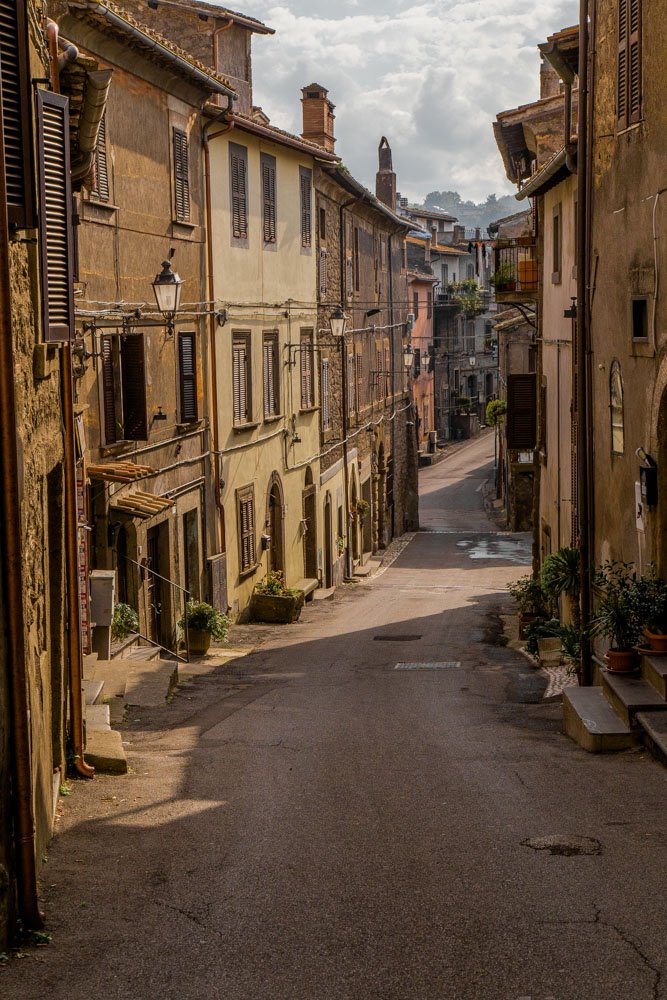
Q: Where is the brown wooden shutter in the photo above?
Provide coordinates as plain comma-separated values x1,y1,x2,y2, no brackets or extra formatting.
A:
36,89,74,342
384,345,391,396
628,0,641,123
239,491,256,571
319,247,327,297
233,337,249,424
178,331,198,423
300,168,312,249
173,127,190,223
355,351,364,409
0,0,35,229
506,373,537,449
261,155,276,243
263,333,278,417
300,331,313,408
101,335,119,444
376,347,383,401
321,357,330,429
120,334,148,440
347,353,355,413
93,113,110,202
231,149,248,239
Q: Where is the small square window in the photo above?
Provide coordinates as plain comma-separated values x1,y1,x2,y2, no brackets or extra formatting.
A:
632,297,648,340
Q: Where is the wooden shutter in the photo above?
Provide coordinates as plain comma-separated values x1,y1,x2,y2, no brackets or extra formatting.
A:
506,373,537,449
233,337,249,424
120,334,148,440
101,335,119,444
173,127,190,223
178,331,198,423
239,491,255,571
0,0,35,228
231,147,248,239
261,154,276,243
347,353,355,413
93,112,110,202
37,90,74,342
300,331,313,408
355,352,364,409
300,168,312,248
321,358,330,429
618,0,642,127
319,247,327,297
263,333,278,417
384,345,391,396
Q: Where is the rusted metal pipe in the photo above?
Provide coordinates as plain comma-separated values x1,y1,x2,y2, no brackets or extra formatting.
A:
0,84,43,931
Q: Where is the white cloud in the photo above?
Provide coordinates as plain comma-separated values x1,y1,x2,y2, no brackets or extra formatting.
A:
231,0,579,201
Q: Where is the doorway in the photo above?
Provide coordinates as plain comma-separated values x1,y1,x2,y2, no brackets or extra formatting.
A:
303,468,318,580
146,521,171,648
324,494,333,588
183,509,200,601
267,474,285,576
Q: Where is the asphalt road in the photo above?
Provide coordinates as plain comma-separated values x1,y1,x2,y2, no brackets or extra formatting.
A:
6,433,667,1000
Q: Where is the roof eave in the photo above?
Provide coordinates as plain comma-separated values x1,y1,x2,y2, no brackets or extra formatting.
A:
516,148,572,200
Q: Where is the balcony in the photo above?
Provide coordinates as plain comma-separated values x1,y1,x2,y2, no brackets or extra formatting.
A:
492,238,538,303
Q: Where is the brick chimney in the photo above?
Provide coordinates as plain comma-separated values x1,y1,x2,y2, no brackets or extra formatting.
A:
376,136,396,211
301,83,336,153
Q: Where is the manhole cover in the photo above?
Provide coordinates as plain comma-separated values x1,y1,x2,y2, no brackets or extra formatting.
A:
374,635,422,642
521,835,602,857
395,661,461,670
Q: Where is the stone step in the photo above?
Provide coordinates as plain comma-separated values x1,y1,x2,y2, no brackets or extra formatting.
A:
636,711,667,767
84,729,127,774
121,644,161,662
313,586,335,602
85,703,110,731
83,652,99,677
86,660,132,701
601,670,667,728
124,659,178,708
82,678,104,706
641,655,667,699
563,687,640,753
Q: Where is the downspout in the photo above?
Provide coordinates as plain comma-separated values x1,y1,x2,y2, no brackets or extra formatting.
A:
339,197,357,577
0,93,43,928
556,340,562,550
577,0,592,685
388,233,396,539
203,99,234,559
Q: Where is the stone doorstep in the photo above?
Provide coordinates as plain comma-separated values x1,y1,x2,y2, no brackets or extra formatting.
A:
82,678,104,706
313,586,335,601
84,729,128,775
601,670,667,728
563,687,640,753
641,655,667,699
124,659,178,708
636,711,667,766
85,703,110,731
121,645,161,662
86,661,132,701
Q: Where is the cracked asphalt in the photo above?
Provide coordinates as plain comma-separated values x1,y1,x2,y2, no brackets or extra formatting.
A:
5,433,667,1000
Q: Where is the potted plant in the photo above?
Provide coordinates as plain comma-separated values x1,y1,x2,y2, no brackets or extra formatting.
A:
249,571,304,625
590,562,643,672
490,261,516,292
178,600,229,656
355,498,370,518
635,570,667,652
508,575,549,639
541,547,581,630
111,602,139,643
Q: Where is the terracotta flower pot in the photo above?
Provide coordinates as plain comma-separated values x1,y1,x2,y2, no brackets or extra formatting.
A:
605,649,638,673
188,629,212,656
645,630,667,654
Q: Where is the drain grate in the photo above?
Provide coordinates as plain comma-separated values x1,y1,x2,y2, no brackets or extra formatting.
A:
395,661,461,670
374,634,422,642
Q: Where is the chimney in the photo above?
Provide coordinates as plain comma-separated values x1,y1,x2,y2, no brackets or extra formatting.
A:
376,136,396,211
453,225,466,244
431,224,438,248
301,83,336,153
540,56,562,99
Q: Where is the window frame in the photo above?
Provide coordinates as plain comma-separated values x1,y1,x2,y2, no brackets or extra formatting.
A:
261,152,277,247
1,0,36,229
262,330,280,420
236,485,258,575
299,165,312,252
552,202,562,284
232,331,252,427
230,142,249,246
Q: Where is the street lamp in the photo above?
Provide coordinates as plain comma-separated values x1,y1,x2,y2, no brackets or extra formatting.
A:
403,343,414,368
330,305,347,339
152,256,183,335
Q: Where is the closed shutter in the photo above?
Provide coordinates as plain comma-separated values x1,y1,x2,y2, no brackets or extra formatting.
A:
93,112,110,202
0,0,35,228
376,347,383,401
263,333,278,417
239,493,256,571
618,0,642,127
321,358,330,430
120,334,148,440
36,90,74,342
506,373,537,449
178,331,198,423
101,335,119,444
233,337,249,424
231,147,248,239
173,127,190,223
384,345,391,396
319,247,327,297
346,255,353,300
347,353,355,413
355,352,364,409
300,331,313,408
261,154,276,243
300,168,312,249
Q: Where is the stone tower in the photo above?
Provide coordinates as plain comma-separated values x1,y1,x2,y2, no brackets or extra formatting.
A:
375,136,396,211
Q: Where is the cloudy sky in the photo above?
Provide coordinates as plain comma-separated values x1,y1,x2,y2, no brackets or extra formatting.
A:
228,0,578,203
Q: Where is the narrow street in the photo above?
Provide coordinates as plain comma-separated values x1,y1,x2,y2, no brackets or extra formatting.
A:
6,436,667,1000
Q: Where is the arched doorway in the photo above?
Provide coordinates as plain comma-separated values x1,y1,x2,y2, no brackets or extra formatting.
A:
657,389,667,576
324,493,333,588
302,466,318,580
376,443,386,549
350,473,360,562
116,520,139,612
266,473,285,576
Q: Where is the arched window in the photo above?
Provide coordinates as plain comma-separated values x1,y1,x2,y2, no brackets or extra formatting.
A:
610,362,624,454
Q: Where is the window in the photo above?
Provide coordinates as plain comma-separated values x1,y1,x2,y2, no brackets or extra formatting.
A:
427,290,433,319
237,486,256,573
467,263,474,280
0,1,35,228
262,331,280,418
173,127,190,222
319,247,327,298
354,227,360,292
413,290,419,317
230,143,248,242
319,205,326,240
632,297,648,340
261,153,276,245
232,333,251,425
321,357,331,431
300,166,312,250
101,334,148,444
384,344,391,396
552,203,562,283
346,254,353,300
178,332,198,423
300,329,314,408
375,346,384,401
453,369,460,394
347,353,356,413
610,362,624,453
36,90,74,342
355,350,364,410
617,0,642,130
506,373,537,450
92,112,110,202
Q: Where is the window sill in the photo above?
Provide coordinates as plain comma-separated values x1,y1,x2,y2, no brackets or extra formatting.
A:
239,563,260,580
631,339,655,359
263,414,283,424
171,220,197,240
233,421,259,433
101,441,135,457
299,405,319,414
176,419,204,432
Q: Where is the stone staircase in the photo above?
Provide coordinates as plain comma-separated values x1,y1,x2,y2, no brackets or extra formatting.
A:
82,645,179,773
563,652,667,763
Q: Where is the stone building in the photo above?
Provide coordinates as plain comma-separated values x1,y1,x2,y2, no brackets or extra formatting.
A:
405,231,438,454
0,0,83,942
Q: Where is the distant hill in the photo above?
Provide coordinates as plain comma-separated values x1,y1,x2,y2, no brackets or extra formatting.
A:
419,191,519,232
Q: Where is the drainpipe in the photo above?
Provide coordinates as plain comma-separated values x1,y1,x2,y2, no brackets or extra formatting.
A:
0,98,43,929
388,232,396,539
339,198,357,577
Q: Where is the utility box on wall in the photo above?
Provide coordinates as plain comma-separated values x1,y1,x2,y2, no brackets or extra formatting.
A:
90,570,115,660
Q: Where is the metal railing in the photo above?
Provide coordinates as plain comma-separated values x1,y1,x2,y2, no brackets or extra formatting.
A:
493,239,538,296
119,552,190,662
